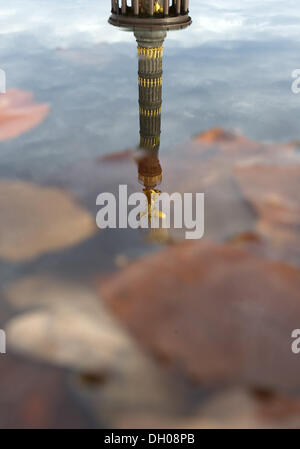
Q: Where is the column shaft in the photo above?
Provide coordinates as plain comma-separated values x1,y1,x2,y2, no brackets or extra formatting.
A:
113,0,119,13
164,0,169,16
149,0,154,16
133,0,139,15
183,0,188,13
121,0,126,14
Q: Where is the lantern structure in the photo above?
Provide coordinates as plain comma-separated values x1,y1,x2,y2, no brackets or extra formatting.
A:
109,0,191,30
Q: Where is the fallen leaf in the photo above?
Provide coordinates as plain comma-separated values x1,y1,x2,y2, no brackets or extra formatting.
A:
0,180,96,262
235,165,300,266
0,354,90,429
0,89,49,140
99,240,300,391
4,276,184,423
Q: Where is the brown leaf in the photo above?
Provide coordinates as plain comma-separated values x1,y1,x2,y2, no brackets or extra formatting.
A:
0,89,49,140
5,276,184,423
0,180,96,262
236,165,300,228
235,165,300,265
0,354,91,429
99,240,300,391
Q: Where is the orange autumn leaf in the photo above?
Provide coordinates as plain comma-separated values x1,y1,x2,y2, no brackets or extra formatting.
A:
0,89,49,140
99,240,300,390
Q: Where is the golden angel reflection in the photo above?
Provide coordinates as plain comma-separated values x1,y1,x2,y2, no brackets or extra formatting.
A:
134,29,169,240
135,147,169,242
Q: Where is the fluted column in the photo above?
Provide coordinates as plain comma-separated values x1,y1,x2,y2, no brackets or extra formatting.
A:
164,0,169,16
183,0,188,13
176,0,181,15
112,0,119,14
133,0,139,15
135,30,166,150
149,0,154,16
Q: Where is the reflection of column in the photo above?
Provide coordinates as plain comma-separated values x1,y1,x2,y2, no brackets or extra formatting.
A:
137,145,168,243
133,0,139,15
149,0,154,16
109,0,191,29
164,0,169,16
135,30,166,151
183,0,188,12
134,31,166,231
137,148,162,189
112,0,119,13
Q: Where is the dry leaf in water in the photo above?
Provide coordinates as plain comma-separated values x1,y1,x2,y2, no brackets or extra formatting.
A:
0,89,49,140
100,240,300,391
0,180,96,262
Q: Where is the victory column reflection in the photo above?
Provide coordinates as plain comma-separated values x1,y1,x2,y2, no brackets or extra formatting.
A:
109,0,191,238
136,29,165,233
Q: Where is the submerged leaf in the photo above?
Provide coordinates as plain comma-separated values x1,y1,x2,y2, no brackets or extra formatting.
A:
0,180,96,262
0,89,49,140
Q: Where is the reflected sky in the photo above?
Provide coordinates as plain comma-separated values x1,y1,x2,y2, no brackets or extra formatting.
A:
0,0,300,180
2,0,300,46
